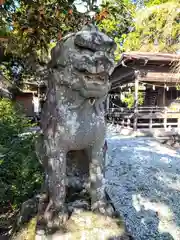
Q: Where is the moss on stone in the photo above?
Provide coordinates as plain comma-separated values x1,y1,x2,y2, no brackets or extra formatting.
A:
12,217,37,240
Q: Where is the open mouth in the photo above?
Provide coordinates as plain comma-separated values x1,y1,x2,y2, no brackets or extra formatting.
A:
76,69,109,86
73,67,109,90
85,74,107,85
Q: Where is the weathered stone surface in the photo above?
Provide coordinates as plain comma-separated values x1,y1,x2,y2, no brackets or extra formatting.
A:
17,198,38,226
36,23,117,234
13,212,131,240
36,211,131,240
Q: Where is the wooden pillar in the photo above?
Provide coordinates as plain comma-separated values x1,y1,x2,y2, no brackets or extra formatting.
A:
164,107,167,130
178,118,180,130
127,118,131,128
133,72,139,131
106,94,110,112
121,119,124,127
163,88,165,106
149,118,152,130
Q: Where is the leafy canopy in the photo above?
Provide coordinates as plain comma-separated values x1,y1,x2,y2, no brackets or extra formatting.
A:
124,1,180,53
0,0,100,82
98,0,135,60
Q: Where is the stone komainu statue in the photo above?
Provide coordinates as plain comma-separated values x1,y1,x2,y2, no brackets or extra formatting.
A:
36,24,117,230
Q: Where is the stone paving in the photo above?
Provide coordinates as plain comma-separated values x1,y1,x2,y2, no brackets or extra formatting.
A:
106,133,180,240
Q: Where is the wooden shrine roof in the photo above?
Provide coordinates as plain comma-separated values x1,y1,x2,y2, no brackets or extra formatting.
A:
110,52,180,90
117,52,180,65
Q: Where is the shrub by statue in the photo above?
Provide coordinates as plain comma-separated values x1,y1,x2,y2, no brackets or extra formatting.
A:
0,99,43,210
122,91,144,109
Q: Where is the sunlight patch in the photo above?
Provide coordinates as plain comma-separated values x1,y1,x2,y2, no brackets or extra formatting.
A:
156,171,180,192
132,194,180,239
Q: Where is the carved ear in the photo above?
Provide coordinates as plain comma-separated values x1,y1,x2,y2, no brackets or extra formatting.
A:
50,32,75,62
80,23,98,32
49,41,63,68
48,33,76,69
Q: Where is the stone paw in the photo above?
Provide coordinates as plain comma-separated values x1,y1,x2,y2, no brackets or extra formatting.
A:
68,199,90,214
44,205,69,230
91,199,117,218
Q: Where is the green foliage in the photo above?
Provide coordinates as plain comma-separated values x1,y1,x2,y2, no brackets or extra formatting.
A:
124,1,180,53
0,99,43,209
97,0,135,60
144,0,171,7
122,91,144,109
8,1,83,56
176,84,180,91
0,0,97,82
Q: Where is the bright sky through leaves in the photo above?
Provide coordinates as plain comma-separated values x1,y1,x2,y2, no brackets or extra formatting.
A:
74,0,102,13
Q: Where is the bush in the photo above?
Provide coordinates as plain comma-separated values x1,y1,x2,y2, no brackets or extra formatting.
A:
0,99,43,210
122,91,144,109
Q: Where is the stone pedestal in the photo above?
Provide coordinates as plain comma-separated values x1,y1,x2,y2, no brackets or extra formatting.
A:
35,210,131,240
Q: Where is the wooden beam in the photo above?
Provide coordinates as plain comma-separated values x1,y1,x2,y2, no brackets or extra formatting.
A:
139,72,180,82
110,72,179,91
133,71,139,131
110,71,134,84
121,52,180,62
124,65,171,72
140,82,178,87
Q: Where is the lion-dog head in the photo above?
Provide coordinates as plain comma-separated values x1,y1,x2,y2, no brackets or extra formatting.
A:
49,24,116,100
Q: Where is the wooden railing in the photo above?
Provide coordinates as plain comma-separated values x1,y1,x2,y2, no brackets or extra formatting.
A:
108,106,180,113
106,106,180,130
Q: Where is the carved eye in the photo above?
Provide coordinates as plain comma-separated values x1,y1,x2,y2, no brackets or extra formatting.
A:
86,75,91,79
97,75,105,82
83,69,89,74
77,68,88,74
99,76,104,80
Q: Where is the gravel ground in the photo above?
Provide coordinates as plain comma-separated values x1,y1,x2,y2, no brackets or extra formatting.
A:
105,125,180,240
